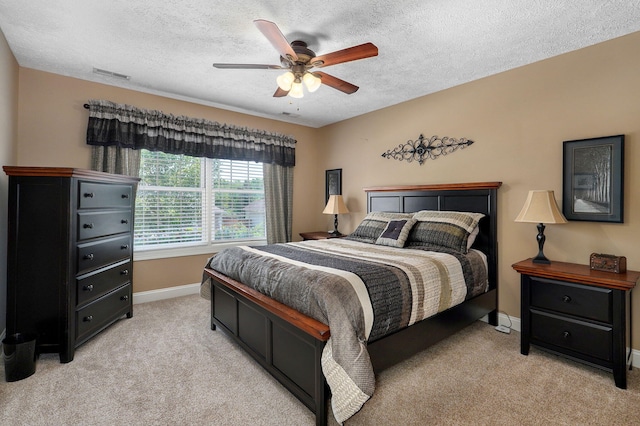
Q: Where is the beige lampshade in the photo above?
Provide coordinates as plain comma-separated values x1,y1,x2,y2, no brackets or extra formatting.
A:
515,190,568,224
323,195,350,215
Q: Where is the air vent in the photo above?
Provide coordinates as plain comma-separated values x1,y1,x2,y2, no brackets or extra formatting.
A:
281,112,300,118
92,68,130,80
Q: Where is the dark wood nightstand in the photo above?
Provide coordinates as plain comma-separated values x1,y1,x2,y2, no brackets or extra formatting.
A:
299,231,345,241
513,258,639,389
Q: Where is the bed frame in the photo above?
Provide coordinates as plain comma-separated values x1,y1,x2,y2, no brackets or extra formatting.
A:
204,182,501,425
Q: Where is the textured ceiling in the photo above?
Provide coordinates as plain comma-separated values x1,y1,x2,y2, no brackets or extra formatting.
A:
1,1,639,128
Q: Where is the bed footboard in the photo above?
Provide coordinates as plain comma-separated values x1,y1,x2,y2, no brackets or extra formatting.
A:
206,268,330,426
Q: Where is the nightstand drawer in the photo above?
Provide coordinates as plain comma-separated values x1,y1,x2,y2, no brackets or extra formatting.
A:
531,310,612,361
530,278,612,323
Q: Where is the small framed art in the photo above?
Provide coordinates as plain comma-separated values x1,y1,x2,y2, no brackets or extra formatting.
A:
325,169,342,203
562,135,624,223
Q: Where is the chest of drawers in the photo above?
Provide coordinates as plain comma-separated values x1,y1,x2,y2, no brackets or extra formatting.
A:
513,259,639,389
4,166,139,363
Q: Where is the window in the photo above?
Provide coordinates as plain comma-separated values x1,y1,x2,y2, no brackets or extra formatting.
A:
134,150,266,258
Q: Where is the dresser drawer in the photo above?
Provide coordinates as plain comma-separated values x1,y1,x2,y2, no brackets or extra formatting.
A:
76,284,131,343
531,310,612,361
77,260,132,307
77,210,132,240
77,235,132,274
78,181,133,209
530,278,612,323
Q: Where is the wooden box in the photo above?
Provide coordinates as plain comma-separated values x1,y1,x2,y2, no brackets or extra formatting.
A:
590,253,627,274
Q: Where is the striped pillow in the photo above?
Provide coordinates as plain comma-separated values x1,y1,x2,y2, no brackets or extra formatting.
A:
347,212,414,244
407,210,485,253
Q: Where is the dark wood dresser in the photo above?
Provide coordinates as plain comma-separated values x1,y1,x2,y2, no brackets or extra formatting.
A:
4,166,139,362
513,258,639,388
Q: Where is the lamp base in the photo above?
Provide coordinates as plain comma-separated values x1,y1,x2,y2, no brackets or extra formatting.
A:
532,255,551,265
532,223,551,264
328,214,341,237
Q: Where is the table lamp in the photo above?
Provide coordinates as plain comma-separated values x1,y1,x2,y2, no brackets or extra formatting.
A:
515,190,567,264
323,195,349,236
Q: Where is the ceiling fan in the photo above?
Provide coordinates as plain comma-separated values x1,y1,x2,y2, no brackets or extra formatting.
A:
213,19,378,99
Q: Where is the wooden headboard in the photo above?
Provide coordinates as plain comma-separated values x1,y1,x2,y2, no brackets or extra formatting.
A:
364,182,502,290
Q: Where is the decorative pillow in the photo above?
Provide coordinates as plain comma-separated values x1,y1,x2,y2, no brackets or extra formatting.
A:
375,218,417,248
347,211,414,244
408,210,485,253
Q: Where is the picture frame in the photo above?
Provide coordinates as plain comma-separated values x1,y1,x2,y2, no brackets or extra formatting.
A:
562,135,624,223
325,168,342,204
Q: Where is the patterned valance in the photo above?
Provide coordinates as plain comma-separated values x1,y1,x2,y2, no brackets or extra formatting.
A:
85,100,296,167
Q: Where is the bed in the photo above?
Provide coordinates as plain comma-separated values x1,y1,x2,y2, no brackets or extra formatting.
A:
201,182,501,425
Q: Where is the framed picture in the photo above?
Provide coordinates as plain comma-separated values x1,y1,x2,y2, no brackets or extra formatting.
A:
325,169,342,203
562,135,624,223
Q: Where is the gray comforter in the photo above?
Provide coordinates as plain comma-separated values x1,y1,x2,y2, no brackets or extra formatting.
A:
201,238,487,423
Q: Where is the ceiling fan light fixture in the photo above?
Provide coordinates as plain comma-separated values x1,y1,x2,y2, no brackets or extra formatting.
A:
289,79,304,98
276,71,295,91
303,72,321,92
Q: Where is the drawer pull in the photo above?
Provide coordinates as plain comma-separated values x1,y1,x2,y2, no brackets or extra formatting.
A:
83,284,94,292
121,219,129,224
83,315,93,322
562,295,572,303
563,331,571,339
83,192,94,198
120,269,129,276
83,253,94,260
120,295,129,301
83,223,94,229
121,244,130,250
122,194,130,199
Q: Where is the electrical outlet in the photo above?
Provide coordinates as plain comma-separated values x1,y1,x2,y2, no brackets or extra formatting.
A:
495,325,511,334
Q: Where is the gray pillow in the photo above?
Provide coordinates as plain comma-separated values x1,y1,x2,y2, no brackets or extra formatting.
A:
407,210,485,253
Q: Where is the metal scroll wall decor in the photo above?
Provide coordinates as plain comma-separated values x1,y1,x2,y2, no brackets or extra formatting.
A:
381,134,474,165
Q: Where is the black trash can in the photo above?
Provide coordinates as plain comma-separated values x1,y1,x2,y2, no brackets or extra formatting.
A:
3,332,37,382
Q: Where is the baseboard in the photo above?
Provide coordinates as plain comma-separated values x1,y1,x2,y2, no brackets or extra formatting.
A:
132,282,201,304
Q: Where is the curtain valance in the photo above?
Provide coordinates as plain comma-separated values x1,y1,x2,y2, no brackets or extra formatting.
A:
86,100,296,167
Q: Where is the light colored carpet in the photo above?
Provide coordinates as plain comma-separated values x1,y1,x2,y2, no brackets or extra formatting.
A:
1,294,639,425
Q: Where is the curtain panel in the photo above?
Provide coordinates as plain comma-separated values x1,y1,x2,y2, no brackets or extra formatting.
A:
86,100,296,167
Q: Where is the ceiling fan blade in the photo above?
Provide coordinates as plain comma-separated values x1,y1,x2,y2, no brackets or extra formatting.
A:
254,19,298,62
273,87,289,97
312,43,378,68
315,72,359,94
213,63,283,69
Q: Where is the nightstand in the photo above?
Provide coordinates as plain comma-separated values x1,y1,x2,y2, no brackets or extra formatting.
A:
299,231,345,241
513,258,639,389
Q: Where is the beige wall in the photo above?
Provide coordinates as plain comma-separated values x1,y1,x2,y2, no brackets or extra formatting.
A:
318,32,640,344
15,69,322,292
0,28,19,333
